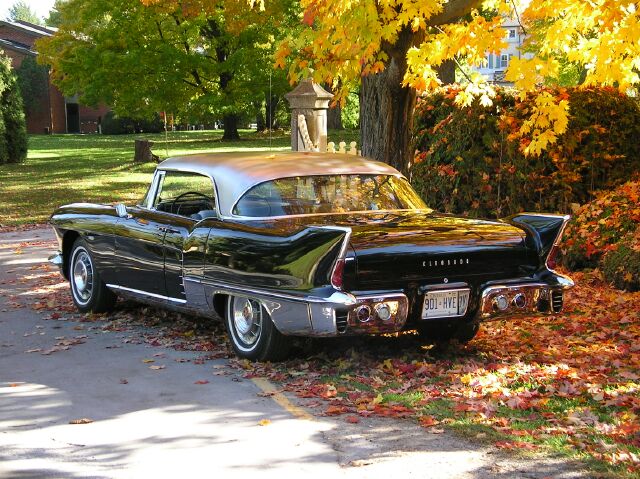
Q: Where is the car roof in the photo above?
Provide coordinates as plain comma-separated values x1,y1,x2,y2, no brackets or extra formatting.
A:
157,151,403,217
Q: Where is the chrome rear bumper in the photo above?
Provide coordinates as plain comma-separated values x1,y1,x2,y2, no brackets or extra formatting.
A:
477,275,574,320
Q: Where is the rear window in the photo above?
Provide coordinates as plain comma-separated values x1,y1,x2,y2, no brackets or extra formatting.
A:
233,174,428,217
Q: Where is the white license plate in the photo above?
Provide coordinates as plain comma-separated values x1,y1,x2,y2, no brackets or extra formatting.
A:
422,289,470,319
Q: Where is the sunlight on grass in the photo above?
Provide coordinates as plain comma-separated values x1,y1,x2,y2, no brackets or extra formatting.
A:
0,129,334,226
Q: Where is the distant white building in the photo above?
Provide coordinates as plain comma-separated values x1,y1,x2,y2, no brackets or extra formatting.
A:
474,17,533,84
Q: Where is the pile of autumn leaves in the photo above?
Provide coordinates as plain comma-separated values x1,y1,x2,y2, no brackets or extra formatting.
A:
246,271,640,476
563,177,640,292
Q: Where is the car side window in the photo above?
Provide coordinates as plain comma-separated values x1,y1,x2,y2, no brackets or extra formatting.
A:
152,171,217,219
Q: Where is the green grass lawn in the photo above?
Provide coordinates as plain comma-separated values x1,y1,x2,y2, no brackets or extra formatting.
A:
0,129,359,226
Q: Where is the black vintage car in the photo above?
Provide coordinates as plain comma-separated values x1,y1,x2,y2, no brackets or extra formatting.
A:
49,152,573,360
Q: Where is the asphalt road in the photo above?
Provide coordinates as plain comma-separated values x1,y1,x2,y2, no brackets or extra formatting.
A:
0,228,590,479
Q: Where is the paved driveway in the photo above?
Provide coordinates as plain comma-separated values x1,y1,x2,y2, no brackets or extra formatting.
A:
0,228,588,479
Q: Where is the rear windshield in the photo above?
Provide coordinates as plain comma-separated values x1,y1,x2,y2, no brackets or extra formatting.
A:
233,174,428,217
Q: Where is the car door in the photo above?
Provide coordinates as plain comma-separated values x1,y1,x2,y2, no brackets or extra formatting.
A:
114,169,217,301
113,206,171,296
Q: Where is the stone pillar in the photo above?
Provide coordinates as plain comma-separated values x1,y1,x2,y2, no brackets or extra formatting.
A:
284,79,333,152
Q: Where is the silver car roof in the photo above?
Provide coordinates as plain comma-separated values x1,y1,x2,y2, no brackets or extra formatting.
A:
157,151,403,217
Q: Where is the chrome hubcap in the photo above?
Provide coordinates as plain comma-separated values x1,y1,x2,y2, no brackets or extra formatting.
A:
72,250,93,303
232,297,261,347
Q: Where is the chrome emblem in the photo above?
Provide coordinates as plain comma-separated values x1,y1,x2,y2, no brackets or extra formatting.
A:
422,258,470,267
444,278,449,283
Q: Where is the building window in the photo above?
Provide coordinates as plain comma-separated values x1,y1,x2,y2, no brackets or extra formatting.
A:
500,54,509,68
488,54,494,69
508,28,516,38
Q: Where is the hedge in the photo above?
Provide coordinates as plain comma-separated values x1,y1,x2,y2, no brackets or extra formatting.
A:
562,178,640,291
101,111,164,135
0,54,27,164
411,86,640,218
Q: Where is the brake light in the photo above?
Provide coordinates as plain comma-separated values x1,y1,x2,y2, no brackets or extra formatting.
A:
546,244,559,270
331,258,345,290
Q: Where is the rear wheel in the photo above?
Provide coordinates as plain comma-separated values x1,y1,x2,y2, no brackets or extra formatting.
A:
225,295,291,362
69,238,116,313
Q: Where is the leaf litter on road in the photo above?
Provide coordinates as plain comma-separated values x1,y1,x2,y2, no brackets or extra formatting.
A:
9,239,640,477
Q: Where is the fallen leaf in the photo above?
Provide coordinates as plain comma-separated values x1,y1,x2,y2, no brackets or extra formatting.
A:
419,415,440,427
194,380,209,385
142,359,154,363
149,365,165,370
345,415,360,424
69,418,93,425
258,419,271,426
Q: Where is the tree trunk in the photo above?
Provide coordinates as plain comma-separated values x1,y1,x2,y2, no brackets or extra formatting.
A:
134,139,158,163
222,114,240,140
436,60,456,84
358,1,480,173
265,93,279,130
255,100,266,131
360,28,416,174
327,103,343,130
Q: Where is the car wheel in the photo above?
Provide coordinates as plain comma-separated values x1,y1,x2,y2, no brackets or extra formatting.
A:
69,238,116,313
225,295,290,362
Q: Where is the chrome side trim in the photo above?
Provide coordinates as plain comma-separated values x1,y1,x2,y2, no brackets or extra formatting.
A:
192,277,357,305
105,284,187,304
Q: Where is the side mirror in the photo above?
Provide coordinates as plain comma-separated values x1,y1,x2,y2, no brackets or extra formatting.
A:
115,203,131,219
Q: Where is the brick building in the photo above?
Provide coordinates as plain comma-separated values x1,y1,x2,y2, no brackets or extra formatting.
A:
0,20,109,134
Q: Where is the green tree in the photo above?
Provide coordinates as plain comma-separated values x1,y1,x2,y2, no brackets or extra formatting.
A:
0,54,28,164
45,0,65,27
7,1,42,25
36,0,294,140
15,56,48,115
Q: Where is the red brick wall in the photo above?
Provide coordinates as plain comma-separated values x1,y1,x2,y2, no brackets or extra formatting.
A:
0,25,39,48
1,47,24,68
79,104,111,134
2,24,113,134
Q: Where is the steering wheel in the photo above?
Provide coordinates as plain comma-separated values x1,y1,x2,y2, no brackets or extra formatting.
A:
171,191,215,216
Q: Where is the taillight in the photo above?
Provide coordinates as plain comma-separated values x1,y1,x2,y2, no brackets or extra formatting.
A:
546,244,560,270
331,258,345,290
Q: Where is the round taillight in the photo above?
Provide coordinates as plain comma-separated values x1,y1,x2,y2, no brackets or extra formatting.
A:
494,295,509,311
355,305,372,322
513,293,526,308
375,303,392,321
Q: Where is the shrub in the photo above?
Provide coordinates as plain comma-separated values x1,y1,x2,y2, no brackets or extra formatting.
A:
0,54,27,164
601,232,640,292
101,111,164,135
562,178,640,269
411,86,640,218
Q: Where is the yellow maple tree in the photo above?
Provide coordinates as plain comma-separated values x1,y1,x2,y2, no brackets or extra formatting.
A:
278,0,639,162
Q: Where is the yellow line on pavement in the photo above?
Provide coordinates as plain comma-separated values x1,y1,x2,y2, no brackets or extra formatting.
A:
251,377,315,421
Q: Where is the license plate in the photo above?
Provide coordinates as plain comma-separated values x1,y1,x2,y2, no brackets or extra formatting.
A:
422,289,470,319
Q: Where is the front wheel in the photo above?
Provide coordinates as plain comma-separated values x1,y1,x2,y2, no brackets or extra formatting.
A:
225,295,290,362
69,238,116,313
